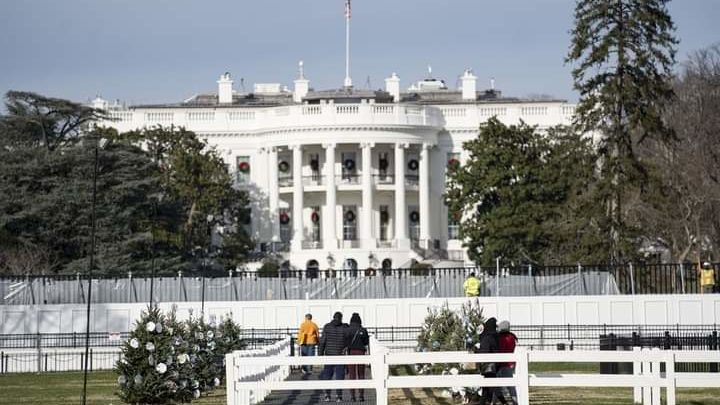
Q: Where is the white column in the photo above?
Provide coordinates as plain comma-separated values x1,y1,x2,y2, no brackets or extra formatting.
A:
361,142,374,249
394,143,409,249
291,145,304,251
419,143,431,248
267,147,280,243
324,143,337,249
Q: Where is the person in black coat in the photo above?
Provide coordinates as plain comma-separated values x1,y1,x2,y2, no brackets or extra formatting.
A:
318,311,349,401
477,317,508,405
346,313,370,401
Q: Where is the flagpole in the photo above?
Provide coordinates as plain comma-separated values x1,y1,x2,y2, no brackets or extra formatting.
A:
344,0,352,87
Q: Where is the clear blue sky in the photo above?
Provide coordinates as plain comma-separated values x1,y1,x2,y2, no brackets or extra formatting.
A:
1,0,718,105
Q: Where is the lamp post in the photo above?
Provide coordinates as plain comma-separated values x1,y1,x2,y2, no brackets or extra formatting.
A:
201,214,214,318
81,135,101,405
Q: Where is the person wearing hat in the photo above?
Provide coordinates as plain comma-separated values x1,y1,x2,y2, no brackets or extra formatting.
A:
345,313,370,402
497,320,519,405
477,317,508,405
318,311,349,402
296,313,319,375
700,262,716,294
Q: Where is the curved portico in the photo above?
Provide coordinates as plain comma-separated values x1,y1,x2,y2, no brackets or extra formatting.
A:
259,121,440,270
102,69,577,271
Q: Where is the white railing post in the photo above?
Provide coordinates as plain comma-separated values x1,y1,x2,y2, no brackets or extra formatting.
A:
633,347,642,404
226,352,236,405
371,339,389,405
666,351,676,405
642,348,651,405
651,348,661,405
516,348,530,405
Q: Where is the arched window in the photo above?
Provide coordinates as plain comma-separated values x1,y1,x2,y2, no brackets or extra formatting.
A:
381,258,392,276
306,260,319,279
344,258,358,277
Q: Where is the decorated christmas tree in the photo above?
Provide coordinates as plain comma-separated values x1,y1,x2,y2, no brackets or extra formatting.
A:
416,300,485,402
214,314,247,371
183,313,222,395
115,306,190,404
164,308,198,402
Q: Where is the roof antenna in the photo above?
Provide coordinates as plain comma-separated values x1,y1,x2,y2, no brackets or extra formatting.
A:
344,0,353,88
240,77,245,93
365,75,371,89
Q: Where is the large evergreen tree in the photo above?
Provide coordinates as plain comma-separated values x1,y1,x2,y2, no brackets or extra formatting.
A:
567,0,678,262
445,118,597,265
0,92,253,275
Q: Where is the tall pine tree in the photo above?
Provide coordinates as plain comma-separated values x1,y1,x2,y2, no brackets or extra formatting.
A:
567,0,677,262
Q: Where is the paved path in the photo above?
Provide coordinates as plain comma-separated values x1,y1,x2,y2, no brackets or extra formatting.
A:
259,368,375,405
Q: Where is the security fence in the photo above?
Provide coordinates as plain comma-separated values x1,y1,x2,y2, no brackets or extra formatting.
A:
2,263,716,305
2,324,718,352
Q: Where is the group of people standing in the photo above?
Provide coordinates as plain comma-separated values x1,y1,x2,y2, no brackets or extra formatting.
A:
296,311,370,402
296,311,519,404
477,317,519,405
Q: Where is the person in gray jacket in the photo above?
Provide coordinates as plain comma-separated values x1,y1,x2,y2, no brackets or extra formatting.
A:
318,311,349,402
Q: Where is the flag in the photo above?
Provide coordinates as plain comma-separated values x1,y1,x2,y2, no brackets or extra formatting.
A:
345,0,351,19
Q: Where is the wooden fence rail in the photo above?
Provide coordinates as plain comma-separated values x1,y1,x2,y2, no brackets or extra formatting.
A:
226,337,720,405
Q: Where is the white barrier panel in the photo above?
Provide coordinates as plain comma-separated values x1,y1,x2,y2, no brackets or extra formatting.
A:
2,294,720,334
226,339,720,405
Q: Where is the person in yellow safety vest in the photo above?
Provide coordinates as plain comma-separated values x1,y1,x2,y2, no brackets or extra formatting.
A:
700,262,715,294
464,272,481,297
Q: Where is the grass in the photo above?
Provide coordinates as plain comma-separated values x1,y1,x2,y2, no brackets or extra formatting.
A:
0,371,225,405
0,368,718,405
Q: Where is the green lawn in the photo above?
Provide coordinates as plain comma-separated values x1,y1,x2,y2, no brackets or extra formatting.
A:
0,371,225,405
0,368,718,405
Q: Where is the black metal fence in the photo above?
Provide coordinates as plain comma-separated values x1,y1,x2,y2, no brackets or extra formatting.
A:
0,329,297,350
3,324,718,351
2,325,718,374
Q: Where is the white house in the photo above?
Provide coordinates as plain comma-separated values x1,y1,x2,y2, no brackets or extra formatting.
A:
98,66,576,271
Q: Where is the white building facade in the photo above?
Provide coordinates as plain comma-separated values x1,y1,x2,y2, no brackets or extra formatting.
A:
99,69,576,271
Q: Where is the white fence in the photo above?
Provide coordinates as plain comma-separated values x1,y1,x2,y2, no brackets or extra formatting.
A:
225,338,720,405
4,294,720,335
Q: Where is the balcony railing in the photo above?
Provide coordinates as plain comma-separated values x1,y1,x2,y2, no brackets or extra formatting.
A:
301,240,323,250
302,175,324,186
340,239,361,249
337,174,360,185
376,240,397,248
278,176,293,187
374,174,395,185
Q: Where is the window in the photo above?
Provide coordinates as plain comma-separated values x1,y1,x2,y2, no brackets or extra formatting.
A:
378,152,390,182
309,153,320,182
311,206,321,242
343,205,357,241
379,205,389,241
408,205,420,240
279,208,291,242
236,156,250,184
446,152,461,172
341,152,357,182
448,210,460,240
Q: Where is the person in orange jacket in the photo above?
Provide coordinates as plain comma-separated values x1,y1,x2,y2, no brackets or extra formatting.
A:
296,313,319,375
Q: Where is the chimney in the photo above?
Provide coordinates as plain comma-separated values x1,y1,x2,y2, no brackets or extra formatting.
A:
385,72,400,102
91,96,108,110
293,60,309,102
461,69,477,101
217,72,234,104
